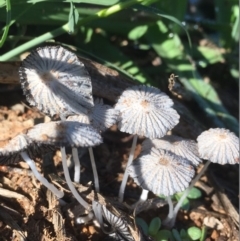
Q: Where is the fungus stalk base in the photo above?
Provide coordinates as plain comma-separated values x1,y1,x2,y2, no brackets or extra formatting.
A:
72,147,81,183
165,160,211,228
118,135,138,202
162,196,174,226
139,189,149,202
88,147,100,193
61,147,90,210
20,152,64,198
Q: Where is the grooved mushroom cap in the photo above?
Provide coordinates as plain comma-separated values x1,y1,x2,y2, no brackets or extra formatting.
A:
101,205,134,241
68,98,119,132
114,85,179,139
0,134,54,164
197,128,239,165
27,121,103,147
19,46,94,117
142,135,201,166
128,148,195,196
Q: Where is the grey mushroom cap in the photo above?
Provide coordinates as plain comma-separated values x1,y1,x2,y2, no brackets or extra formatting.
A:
197,128,239,165
114,85,179,139
68,98,119,132
128,148,195,196
27,121,103,147
19,46,94,117
0,134,55,165
142,135,202,166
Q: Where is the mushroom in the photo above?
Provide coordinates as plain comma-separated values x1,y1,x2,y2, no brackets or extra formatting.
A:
140,135,201,218
0,134,63,198
128,148,195,197
114,85,180,202
19,45,94,118
141,135,201,166
27,120,103,210
18,46,99,210
168,128,239,228
67,98,119,190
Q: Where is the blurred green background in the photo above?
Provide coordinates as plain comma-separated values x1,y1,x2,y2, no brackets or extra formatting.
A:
0,0,239,134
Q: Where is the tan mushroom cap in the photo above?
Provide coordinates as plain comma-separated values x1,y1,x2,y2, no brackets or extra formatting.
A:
142,135,201,166
114,85,179,139
128,148,195,196
68,98,119,132
19,46,94,117
197,128,239,165
27,121,103,147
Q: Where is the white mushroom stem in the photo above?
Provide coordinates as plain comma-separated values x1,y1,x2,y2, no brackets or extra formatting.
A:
88,147,100,193
118,134,138,202
20,152,64,198
72,147,81,183
139,189,149,202
162,195,174,226
165,161,211,228
76,211,94,224
61,147,90,210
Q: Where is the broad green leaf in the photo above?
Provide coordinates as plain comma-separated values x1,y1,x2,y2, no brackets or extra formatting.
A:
172,229,182,241
148,217,161,236
175,193,190,211
128,25,148,40
187,227,202,241
180,229,191,241
196,46,224,64
187,187,202,199
156,230,174,241
136,218,149,235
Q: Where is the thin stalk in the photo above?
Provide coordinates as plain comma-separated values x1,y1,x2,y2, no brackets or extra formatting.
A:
166,160,211,227
0,0,11,48
88,147,100,193
139,189,149,202
162,195,174,226
118,134,138,202
72,147,81,183
61,147,90,210
20,151,64,198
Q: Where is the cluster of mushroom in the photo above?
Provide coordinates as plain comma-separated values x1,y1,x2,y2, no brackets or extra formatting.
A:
0,45,239,236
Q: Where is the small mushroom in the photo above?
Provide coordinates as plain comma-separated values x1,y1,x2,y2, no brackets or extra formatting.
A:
26,120,103,210
142,135,201,166
114,85,180,202
67,98,119,190
0,134,63,198
128,148,195,197
19,45,94,118
168,128,239,228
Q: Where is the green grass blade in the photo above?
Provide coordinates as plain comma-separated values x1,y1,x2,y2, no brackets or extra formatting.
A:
0,0,11,48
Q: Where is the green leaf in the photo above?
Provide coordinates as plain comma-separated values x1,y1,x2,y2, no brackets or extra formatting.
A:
187,187,202,200
172,229,182,241
0,0,11,48
196,46,224,64
148,217,161,236
136,218,149,236
68,1,79,34
180,229,191,241
175,193,190,211
128,25,148,40
187,227,202,241
156,230,174,241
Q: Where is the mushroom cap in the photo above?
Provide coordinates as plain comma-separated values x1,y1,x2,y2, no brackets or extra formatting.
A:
68,98,119,132
19,46,94,117
0,134,54,164
128,148,195,196
102,205,134,241
197,128,239,165
142,135,202,166
114,85,179,139
27,121,103,147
